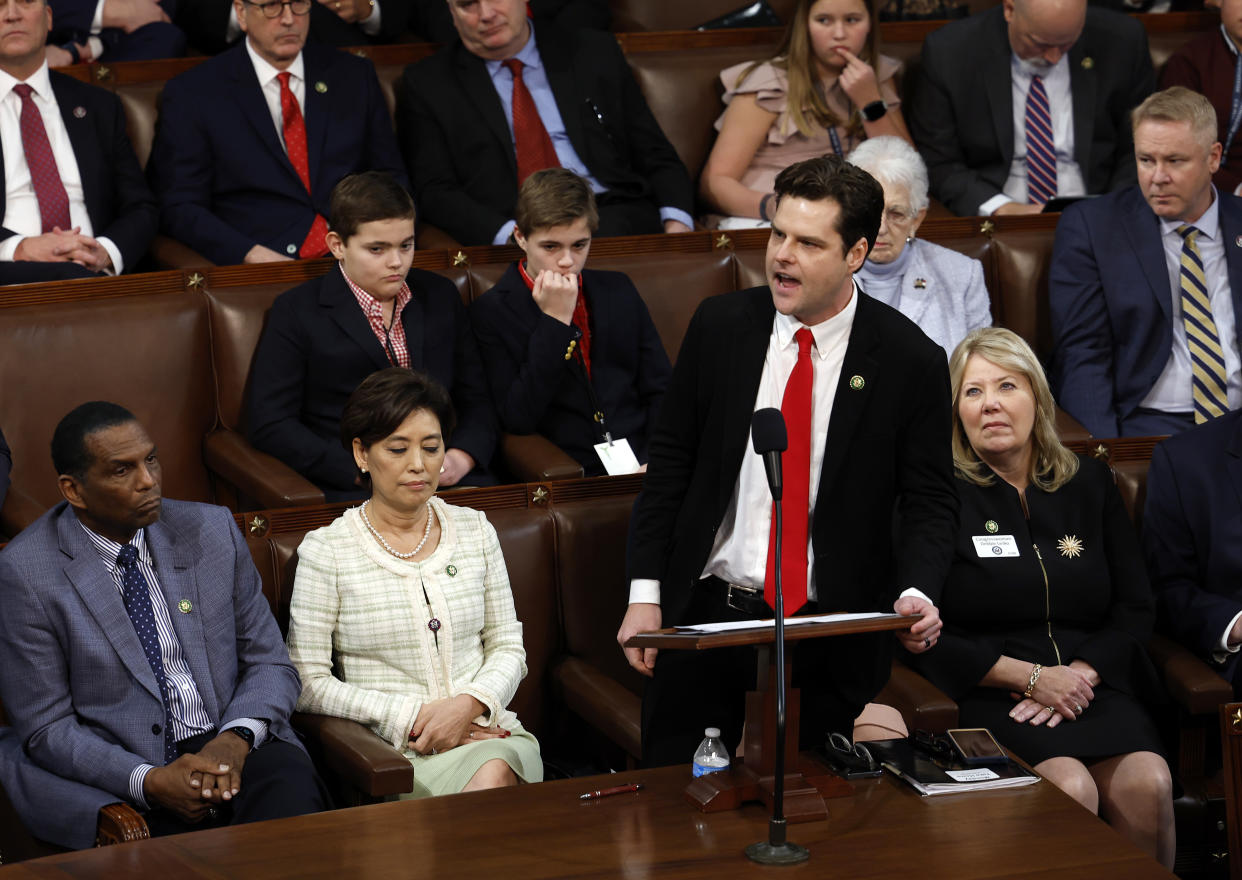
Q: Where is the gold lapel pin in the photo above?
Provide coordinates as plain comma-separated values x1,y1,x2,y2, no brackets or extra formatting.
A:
913,278,927,289
849,375,865,391
985,520,998,534
315,81,328,93
1080,57,1094,70
1057,535,1083,558
177,599,193,614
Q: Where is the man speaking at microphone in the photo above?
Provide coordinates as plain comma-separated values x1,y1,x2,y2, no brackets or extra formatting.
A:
617,155,958,767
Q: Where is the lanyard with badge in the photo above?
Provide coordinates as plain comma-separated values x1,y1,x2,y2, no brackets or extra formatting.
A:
568,356,641,475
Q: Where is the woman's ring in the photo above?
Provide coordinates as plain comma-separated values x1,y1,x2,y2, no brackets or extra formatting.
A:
1045,706,1055,714
1074,704,1083,714
923,637,931,648
469,731,475,738
430,748,438,755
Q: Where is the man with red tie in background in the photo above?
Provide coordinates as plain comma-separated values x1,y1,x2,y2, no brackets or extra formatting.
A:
395,0,693,246
616,156,956,766
0,0,156,284
147,0,406,266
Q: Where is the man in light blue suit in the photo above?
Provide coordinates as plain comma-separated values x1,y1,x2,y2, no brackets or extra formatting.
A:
0,402,326,849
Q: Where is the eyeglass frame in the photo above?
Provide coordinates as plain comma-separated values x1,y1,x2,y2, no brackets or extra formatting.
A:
241,0,312,18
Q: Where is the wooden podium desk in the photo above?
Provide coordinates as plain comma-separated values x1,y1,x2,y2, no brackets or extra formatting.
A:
0,763,1172,879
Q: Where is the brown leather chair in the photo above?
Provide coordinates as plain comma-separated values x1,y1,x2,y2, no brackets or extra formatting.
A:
0,292,217,536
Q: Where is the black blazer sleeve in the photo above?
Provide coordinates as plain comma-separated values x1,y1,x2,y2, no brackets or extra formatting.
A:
174,0,236,54
471,278,579,434
247,287,360,491
87,86,158,270
438,284,498,469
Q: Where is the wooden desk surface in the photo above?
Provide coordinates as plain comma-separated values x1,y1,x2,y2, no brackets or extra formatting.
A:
1,765,1173,879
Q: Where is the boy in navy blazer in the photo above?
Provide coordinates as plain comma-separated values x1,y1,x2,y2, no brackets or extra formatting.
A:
471,168,670,476
248,172,496,496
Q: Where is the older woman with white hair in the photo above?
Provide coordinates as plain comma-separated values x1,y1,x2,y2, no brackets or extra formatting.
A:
848,136,992,355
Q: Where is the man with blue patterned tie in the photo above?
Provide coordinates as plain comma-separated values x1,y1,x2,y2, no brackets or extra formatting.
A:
1050,87,1242,438
0,402,327,849
908,0,1153,218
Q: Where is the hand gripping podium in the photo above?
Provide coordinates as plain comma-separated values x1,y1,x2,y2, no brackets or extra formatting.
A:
626,612,920,824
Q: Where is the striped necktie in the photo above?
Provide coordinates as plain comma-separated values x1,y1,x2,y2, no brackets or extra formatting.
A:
1176,224,1230,423
1025,75,1057,205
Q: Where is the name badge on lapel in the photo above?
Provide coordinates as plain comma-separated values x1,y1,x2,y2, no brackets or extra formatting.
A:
972,535,1020,558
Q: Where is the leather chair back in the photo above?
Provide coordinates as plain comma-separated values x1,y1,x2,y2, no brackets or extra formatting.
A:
204,286,288,434
0,294,216,516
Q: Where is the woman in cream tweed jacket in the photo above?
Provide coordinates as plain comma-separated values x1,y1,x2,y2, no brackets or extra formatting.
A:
287,369,541,798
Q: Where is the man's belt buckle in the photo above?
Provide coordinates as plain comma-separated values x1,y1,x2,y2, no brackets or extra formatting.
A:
726,582,762,614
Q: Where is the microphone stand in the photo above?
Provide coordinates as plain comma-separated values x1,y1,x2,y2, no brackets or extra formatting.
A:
745,485,809,865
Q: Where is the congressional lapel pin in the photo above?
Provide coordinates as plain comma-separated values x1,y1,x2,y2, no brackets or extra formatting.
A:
315,81,327,94
72,105,86,119
913,278,927,289
849,375,865,391
177,599,193,614
985,520,998,534
446,564,457,577
1080,57,1094,70
1235,235,1242,248
1057,535,1083,558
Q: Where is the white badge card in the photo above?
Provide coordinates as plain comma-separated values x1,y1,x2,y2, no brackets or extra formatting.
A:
971,535,1020,558
594,437,641,475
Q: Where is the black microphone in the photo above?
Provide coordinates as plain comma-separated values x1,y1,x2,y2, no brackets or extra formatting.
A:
751,408,787,502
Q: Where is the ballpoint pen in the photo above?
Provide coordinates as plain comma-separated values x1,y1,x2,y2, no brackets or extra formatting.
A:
579,782,644,800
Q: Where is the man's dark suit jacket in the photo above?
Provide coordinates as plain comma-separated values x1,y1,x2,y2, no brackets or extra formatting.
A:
147,41,408,266
51,0,185,61
471,262,670,475
0,72,156,277
908,6,1154,217
174,0,411,53
1143,410,1242,688
629,287,958,717
394,20,694,245
1049,185,1242,437
247,265,496,492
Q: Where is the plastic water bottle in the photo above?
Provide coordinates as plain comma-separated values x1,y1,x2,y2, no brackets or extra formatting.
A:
692,727,730,777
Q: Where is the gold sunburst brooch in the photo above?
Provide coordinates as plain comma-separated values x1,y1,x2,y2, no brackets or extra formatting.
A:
1057,535,1083,559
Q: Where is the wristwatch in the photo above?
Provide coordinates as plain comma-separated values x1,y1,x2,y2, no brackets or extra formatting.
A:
861,100,888,123
226,726,256,751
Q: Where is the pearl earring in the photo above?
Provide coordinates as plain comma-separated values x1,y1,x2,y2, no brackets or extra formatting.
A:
360,467,368,474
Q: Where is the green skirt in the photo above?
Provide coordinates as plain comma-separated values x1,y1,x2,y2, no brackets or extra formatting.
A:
393,726,542,800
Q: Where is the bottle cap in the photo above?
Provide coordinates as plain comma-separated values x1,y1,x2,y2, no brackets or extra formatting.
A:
705,727,720,738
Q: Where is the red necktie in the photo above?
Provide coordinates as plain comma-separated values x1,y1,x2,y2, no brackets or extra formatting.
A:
276,72,329,258
13,84,71,233
503,59,560,185
764,327,813,615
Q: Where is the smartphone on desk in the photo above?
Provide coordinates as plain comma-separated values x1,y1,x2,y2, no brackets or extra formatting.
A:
946,728,1009,765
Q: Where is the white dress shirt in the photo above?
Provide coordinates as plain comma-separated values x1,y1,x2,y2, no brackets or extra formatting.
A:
1140,189,1242,413
629,283,934,610
245,38,306,148
979,53,1087,215
0,62,122,272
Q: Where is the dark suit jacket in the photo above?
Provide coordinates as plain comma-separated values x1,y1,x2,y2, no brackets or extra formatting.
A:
395,20,693,245
1162,29,1242,196
908,6,1154,216
175,0,411,53
0,72,156,272
1143,410,1242,686
1049,185,1242,437
247,265,496,491
0,427,9,512
629,288,958,709
0,500,302,849
148,41,407,266
471,263,670,475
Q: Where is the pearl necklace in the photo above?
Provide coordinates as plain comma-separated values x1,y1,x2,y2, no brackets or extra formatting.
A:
361,500,435,559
